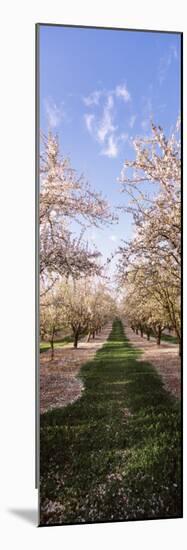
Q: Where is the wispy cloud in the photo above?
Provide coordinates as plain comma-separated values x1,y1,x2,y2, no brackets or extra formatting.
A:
101,132,128,158
84,113,95,133
171,44,178,60
83,83,131,107
83,90,102,106
83,83,131,158
45,98,64,128
129,115,136,129
158,44,178,85
115,83,131,102
97,95,116,143
101,135,119,158
140,97,153,131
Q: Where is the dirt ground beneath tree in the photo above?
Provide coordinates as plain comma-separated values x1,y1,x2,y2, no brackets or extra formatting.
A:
40,323,112,413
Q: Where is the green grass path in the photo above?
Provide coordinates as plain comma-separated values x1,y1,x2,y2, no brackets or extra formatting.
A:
40,319,182,525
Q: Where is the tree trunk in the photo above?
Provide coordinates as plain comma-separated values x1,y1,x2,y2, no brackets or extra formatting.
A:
74,332,79,348
140,328,143,338
87,332,91,342
50,338,54,359
136,328,138,335
179,339,181,357
92,331,95,339
156,326,161,346
147,332,150,341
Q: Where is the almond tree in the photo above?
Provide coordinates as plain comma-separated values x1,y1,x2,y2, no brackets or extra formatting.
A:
119,120,180,280
40,289,65,359
121,268,171,345
40,133,115,289
118,120,181,352
61,279,91,348
48,277,116,349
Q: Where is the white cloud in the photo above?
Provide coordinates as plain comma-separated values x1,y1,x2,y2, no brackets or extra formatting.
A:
129,115,136,128
115,83,131,102
83,83,132,158
101,135,118,158
83,94,115,144
45,99,64,128
83,83,132,107
97,95,116,143
84,113,95,134
83,90,102,106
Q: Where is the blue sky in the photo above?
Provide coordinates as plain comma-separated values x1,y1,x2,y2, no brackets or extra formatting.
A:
39,25,181,272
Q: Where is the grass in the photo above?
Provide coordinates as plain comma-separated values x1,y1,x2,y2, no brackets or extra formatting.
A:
160,333,178,344
40,335,73,353
149,329,178,345
40,319,182,525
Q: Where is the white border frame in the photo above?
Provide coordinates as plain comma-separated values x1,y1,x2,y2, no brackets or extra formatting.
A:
0,1,186,548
